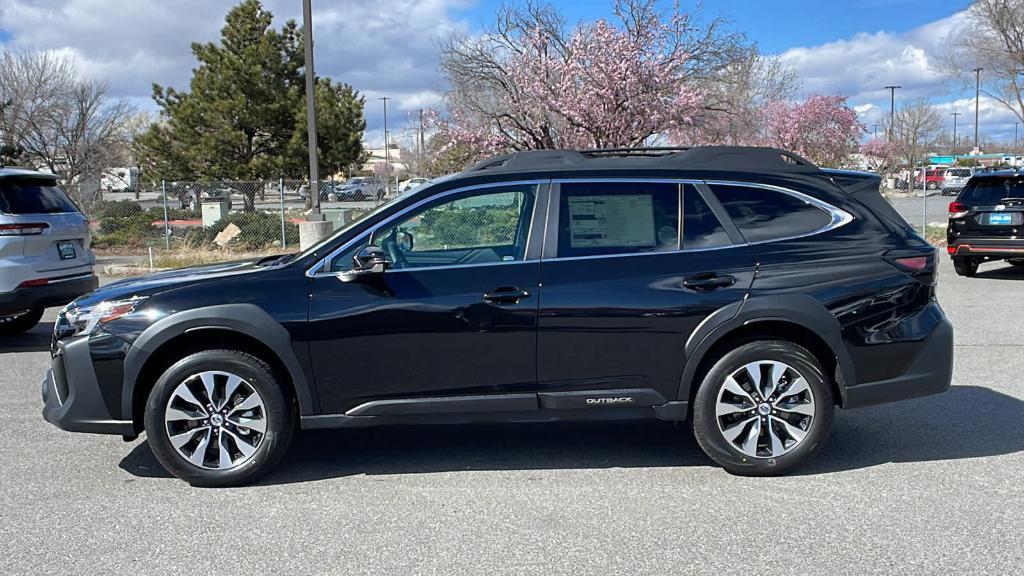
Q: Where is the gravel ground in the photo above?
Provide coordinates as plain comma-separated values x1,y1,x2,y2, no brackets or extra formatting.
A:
1,257,1022,575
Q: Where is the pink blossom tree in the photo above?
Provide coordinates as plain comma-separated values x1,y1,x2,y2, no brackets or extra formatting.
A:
435,0,740,162
755,94,864,167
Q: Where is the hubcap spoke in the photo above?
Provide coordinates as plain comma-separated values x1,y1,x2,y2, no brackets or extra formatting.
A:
165,370,266,471
716,360,815,459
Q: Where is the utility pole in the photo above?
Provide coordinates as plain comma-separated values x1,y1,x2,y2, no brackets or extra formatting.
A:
871,124,879,140
973,67,983,152
303,0,321,219
1015,122,1020,153
884,85,901,141
418,109,424,159
379,96,390,197
950,112,961,155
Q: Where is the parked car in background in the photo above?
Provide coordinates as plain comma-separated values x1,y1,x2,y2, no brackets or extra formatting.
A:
947,169,1024,276
399,177,430,192
42,147,952,486
1,168,98,336
915,167,946,190
336,177,386,201
942,167,974,196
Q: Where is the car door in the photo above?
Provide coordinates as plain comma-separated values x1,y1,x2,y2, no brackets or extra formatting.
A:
535,180,756,407
306,182,547,414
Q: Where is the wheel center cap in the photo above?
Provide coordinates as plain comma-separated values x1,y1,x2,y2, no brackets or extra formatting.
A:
757,403,772,416
210,414,225,427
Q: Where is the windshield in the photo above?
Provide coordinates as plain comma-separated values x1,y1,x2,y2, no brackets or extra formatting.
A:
959,177,1024,204
948,169,971,177
0,178,79,214
346,178,364,185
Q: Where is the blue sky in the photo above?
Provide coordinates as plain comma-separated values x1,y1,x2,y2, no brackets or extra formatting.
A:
0,0,1019,148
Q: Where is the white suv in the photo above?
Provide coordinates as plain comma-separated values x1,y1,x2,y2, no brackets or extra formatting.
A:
0,168,97,336
942,167,974,196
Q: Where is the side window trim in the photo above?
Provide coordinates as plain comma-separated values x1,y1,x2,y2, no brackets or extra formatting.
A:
307,179,549,277
693,181,746,245
704,179,854,245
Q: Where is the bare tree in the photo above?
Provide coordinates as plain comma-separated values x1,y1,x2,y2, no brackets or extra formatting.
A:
889,99,944,183
0,50,134,188
943,0,1024,123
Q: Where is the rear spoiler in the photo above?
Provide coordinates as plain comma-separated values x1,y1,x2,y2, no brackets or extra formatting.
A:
822,169,913,232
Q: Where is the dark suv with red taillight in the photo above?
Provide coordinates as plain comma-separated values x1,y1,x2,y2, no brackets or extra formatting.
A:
947,170,1024,276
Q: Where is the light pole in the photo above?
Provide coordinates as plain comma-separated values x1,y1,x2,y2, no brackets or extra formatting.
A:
379,96,391,198
973,67,983,152
950,112,961,155
871,124,880,140
1016,122,1020,153
302,0,321,219
884,85,901,141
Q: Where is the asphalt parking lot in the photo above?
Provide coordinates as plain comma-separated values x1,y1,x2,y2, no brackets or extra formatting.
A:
1,257,1022,575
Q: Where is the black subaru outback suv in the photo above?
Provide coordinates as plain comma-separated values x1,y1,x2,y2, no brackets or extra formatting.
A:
947,169,1024,276
43,147,953,486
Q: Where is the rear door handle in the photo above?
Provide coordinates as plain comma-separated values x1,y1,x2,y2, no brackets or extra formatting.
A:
682,273,736,292
483,287,532,304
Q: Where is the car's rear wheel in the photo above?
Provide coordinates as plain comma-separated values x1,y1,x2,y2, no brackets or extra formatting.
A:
0,307,45,337
692,340,833,476
144,349,294,487
952,256,980,277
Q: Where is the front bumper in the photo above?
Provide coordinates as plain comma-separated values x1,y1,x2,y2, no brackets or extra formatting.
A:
0,273,98,315
41,334,133,435
948,239,1024,259
844,310,954,408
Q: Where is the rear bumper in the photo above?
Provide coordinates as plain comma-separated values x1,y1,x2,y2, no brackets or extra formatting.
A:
948,240,1024,259
0,273,97,315
844,311,953,409
41,334,133,436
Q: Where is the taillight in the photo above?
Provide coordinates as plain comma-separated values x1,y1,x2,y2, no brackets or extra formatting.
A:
0,222,49,235
948,201,969,219
892,256,929,272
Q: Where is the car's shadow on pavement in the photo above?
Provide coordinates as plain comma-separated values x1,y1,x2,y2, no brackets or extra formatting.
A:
974,262,1024,280
0,322,53,354
119,385,1024,485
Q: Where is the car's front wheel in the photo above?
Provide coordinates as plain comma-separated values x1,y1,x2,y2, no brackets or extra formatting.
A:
0,307,44,337
144,349,294,487
691,340,834,476
952,256,980,277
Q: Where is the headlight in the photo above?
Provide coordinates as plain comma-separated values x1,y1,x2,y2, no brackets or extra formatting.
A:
62,296,149,336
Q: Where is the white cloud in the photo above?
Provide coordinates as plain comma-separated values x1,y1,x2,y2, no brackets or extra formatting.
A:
0,0,469,143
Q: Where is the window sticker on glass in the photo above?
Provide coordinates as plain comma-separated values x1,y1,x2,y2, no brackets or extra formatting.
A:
567,195,656,248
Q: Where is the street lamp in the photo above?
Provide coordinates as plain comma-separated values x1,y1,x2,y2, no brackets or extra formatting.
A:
884,85,901,141
973,67,983,152
303,0,321,219
950,112,961,156
379,96,391,198
871,124,880,140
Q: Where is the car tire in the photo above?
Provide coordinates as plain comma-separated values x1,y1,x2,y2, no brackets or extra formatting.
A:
0,307,45,337
691,340,834,476
952,256,979,277
144,349,294,487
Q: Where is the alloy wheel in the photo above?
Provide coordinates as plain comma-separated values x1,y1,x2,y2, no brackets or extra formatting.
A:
715,360,816,459
164,370,267,470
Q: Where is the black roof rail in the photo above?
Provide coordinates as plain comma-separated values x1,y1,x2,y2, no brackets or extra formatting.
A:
463,146,820,174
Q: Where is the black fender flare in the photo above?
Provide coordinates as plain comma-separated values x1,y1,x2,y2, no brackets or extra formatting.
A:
676,294,856,405
121,303,316,422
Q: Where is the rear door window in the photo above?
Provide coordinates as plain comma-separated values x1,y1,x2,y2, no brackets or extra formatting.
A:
0,178,79,214
557,181,679,258
709,183,832,243
682,184,731,249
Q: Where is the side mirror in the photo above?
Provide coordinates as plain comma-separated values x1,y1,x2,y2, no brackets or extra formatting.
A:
396,230,414,253
341,245,390,282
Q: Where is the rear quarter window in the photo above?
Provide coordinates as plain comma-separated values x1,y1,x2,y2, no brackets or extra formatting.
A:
0,178,79,214
709,183,832,243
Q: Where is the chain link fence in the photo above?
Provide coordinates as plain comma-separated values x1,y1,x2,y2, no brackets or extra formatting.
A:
64,177,395,261
878,171,951,244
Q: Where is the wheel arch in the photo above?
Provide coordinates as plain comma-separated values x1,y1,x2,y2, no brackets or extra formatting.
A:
677,294,856,409
122,304,316,433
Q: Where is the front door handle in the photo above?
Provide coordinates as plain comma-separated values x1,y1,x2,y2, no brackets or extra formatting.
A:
483,287,532,304
683,273,736,292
